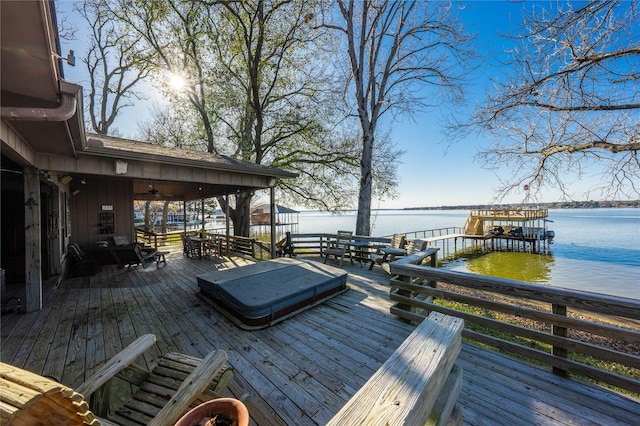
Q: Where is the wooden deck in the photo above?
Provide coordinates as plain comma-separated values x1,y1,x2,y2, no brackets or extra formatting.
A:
2,249,639,425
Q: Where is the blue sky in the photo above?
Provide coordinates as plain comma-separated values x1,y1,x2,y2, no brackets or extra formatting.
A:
57,1,609,209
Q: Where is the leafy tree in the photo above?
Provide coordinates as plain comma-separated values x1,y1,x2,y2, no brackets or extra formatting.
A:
466,0,639,200
76,0,153,135
324,0,473,235
138,104,205,150
112,0,361,236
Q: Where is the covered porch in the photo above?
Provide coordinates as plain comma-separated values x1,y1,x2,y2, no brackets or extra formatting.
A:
2,250,638,425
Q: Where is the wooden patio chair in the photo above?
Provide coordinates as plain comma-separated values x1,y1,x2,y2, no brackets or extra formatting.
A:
180,233,189,255
275,232,295,257
0,334,234,426
405,238,428,255
323,230,353,266
184,235,200,258
205,235,219,257
369,233,406,270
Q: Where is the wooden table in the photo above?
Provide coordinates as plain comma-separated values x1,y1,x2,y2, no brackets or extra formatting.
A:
368,247,408,271
350,241,371,267
189,237,209,258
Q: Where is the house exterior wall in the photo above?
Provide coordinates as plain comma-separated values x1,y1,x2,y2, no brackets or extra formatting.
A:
70,176,134,248
0,120,37,167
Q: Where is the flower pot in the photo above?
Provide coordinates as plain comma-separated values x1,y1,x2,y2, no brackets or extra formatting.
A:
174,398,250,426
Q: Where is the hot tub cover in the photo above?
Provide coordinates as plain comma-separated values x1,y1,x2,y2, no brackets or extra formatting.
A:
197,258,348,329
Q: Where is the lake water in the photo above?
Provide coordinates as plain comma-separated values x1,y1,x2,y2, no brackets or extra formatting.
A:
297,208,640,300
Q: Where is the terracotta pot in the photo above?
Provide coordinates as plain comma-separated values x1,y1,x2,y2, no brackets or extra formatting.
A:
174,398,250,426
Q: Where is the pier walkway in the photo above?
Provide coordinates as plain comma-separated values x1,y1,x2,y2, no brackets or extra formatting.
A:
2,249,638,425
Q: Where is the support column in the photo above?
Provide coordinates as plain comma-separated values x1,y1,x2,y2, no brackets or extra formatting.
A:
24,167,42,312
201,198,205,234
225,195,230,256
270,187,276,258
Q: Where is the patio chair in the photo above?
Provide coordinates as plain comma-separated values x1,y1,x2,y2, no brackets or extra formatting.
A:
68,243,100,277
405,238,428,255
205,235,219,257
324,230,353,266
369,233,406,270
0,334,234,426
184,235,200,258
276,232,295,257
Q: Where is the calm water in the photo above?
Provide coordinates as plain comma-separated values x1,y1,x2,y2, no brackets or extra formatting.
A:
297,208,640,300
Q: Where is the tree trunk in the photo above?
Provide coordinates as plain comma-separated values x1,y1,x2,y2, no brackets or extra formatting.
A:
216,192,254,237
161,200,170,233
233,193,253,237
355,127,374,236
144,201,151,232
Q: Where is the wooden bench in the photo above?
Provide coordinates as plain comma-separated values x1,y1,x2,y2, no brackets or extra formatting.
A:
327,312,464,425
88,236,158,270
155,251,169,267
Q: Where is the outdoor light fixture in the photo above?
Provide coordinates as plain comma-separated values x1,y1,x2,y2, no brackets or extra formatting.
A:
52,50,75,66
59,175,73,184
80,178,86,185
114,160,128,175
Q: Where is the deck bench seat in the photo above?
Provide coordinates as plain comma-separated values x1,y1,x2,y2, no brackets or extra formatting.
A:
327,312,464,425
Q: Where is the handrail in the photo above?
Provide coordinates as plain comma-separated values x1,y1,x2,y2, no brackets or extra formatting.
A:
388,259,640,394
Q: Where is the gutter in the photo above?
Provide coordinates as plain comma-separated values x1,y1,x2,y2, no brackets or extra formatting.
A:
1,92,76,122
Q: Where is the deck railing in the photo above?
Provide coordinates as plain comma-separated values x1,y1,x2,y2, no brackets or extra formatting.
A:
135,229,257,258
388,252,640,394
135,228,186,248
288,233,391,259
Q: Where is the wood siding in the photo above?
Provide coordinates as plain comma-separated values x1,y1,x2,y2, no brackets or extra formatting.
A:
70,176,133,247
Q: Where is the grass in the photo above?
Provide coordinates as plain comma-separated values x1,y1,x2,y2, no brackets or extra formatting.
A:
434,298,640,398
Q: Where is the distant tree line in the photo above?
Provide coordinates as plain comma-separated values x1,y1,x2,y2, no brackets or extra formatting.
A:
406,200,640,211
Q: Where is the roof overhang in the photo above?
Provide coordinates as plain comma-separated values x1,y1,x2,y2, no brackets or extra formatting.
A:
36,134,297,201
1,0,85,163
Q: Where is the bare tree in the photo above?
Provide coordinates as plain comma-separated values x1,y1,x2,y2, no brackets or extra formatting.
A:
325,0,473,235
76,0,153,135
468,0,639,200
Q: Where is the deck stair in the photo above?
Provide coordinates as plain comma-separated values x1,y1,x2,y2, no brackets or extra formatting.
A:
464,215,484,235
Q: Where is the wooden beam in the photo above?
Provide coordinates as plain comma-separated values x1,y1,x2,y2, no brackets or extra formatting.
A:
23,167,42,312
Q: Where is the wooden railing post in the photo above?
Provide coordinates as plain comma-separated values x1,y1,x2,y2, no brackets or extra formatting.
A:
552,303,568,377
396,272,413,317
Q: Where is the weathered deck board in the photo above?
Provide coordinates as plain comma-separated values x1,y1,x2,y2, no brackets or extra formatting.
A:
1,249,639,426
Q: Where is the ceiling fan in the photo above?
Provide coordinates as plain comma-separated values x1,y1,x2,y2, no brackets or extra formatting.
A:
143,180,175,199
148,180,159,196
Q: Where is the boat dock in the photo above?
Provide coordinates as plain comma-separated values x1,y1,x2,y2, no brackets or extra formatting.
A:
403,208,554,259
